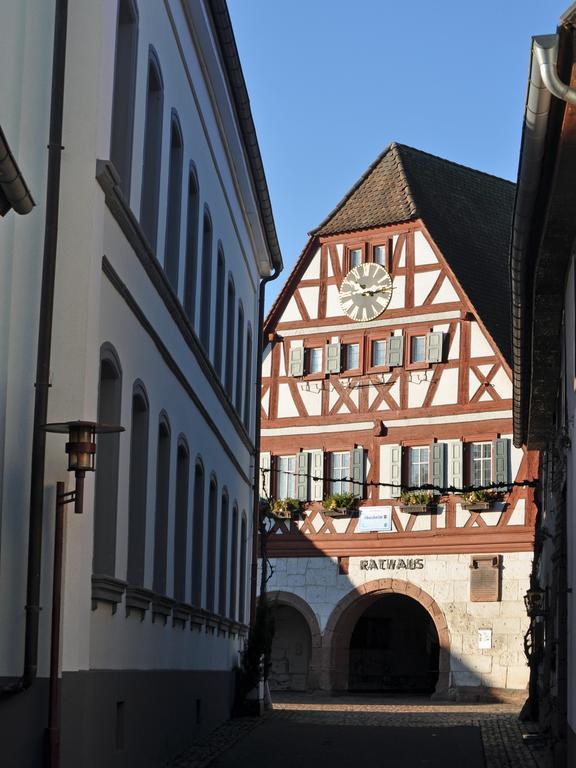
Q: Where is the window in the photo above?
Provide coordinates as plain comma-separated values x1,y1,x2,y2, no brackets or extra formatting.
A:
344,343,360,371
331,452,350,494
471,442,492,486
110,0,138,198
277,455,296,498
191,461,205,606
243,325,253,428
371,339,387,367
409,446,430,487
93,346,122,577
164,113,183,292
127,384,149,587
199,210,213,352
140,48,163,252
349,248,362,268
183,166,199,324
308,347,323,374
374,244,386,266
235,303,244,412
173,441,189,603
239,515,247,623
218,492,229,616
229,505,239,619
153,417,171,595
214,249,225,378
206,477,218,613
225,277,235,398
411,335,426,364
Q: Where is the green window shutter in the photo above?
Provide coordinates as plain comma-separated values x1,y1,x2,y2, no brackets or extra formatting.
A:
386,335,404,367
259,451,271,498
390,444,402,498
325,343,341,374
288,347,304,377
426,332,444,363
431,442,445,491
351,447,365,497
447,440,463,492
311,450,324,501
493,438,509,491
297,452,309,501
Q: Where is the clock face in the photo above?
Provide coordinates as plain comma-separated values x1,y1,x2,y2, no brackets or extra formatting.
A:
339,262,393,322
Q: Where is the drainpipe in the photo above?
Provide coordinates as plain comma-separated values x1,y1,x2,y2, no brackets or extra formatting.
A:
250,268,280,628
0,125,35,216
1,0,68,696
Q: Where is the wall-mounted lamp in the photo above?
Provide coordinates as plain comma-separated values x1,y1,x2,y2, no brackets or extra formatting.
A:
524,585,547,618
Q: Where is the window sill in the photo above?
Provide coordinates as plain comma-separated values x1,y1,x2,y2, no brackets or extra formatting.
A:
91,574,127,612
125,585,155,618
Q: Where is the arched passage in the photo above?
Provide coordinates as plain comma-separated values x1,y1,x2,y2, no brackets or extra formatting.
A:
266,591,322,692
323,579,450,696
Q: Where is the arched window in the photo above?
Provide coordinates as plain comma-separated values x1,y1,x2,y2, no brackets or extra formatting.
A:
205,476,218,613
173,439,189,603
164,112,183,292
140,48,163,252
199,210,213,352
93,344,122,576
127,383,149,586
239,513,248,623
214,248,225,377
110,0,138,198
235,303,245,412
183,165,199,324
243,324,253,429
218,491,229,616
229,504,239,619
224,277,235,398
153,415,171,595
191,461,205,606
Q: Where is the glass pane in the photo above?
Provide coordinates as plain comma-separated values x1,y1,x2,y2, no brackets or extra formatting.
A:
411,336,426,362
346,343,359,370
309,347,322,373
374,245,386,265
350,249,362,268
372,340,386,367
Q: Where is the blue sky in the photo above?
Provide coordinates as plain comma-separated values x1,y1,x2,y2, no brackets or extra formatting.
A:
227,0,568,308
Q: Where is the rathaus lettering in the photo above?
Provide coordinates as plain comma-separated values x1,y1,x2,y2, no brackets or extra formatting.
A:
359,558,424,571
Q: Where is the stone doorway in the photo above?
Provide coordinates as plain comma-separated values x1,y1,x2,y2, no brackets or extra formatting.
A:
348,594,439,693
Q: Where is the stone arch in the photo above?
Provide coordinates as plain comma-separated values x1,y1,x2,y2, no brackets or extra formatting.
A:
267,590,322,691
323,579,450,696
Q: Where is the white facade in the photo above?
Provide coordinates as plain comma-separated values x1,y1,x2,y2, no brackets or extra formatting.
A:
0,2,279,766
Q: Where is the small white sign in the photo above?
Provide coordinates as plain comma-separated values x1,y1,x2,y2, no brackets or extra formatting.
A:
478,628,492,650
357,506,392,533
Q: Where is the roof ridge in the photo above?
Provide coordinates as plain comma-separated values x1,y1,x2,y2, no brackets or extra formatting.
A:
394,142,516,186
390,142,419,218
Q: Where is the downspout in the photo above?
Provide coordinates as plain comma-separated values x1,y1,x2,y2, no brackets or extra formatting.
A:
1,0,68,696
0,125,35,215
250,268,280,627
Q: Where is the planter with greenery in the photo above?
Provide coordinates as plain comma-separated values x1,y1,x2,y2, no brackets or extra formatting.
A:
460,489,504,511
268,497,302,519
400,490,438,513
322,492,359,517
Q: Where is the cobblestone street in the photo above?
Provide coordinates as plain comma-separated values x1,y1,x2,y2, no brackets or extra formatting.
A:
167,693,551,768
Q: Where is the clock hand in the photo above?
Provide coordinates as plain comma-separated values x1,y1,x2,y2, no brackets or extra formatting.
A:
360,285,392,296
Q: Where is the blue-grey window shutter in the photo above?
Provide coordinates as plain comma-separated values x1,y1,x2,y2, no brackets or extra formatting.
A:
351,447,365,497
288,346,304,377
426,332,444,363
297,452,309,501
311,450,324,501
386,335,404,367
493,438,509,491
447,441,463,492
259,451,271,498
325,343,341,374
390,444,402,497
431,442,445,491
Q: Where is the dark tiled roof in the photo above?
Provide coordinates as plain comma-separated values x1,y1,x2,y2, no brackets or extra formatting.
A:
312,143,515,364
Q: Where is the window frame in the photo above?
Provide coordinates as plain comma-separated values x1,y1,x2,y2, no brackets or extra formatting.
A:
408,445,430,488
366,332,390,373
306,346,324,377
470,441,493,487
339,332,364,376
406,327,432,371
330,451,351,495
276,455,297,499
345,241,366,271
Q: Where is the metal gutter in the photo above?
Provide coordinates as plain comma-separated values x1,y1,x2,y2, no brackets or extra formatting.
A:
206,0,283,274
0,125,34,216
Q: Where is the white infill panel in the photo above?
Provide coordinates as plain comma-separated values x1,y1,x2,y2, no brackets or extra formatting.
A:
281,296,302,323
299,286,320,319
414,269,441,306
261,388,270,417
491,367,513,399
432,277,460,304
304,247,321,279
388,275,405,309
277,383,299,417
431,368,458,406
448,324,460,359
414,230,438,265
470,321,494,357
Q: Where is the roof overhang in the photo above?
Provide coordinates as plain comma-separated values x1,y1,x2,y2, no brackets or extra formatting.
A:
511,18,576,449
0,125,34,217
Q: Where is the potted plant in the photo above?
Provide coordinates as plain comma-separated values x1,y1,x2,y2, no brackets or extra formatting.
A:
269,497,302,519
460,489,504,511
322,492,359,517
400,490,437,513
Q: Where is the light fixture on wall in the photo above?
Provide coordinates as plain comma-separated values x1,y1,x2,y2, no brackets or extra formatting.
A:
524,585,547,618
41,419,124,768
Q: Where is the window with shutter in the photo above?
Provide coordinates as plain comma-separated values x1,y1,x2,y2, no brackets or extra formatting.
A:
447,440,463,491
386,335,404,367
351,447,365,497
426,331,444,363
325,343,341,374
390,444,402,497
431,442,445,490
311,450,324,501
259,451,271,498
493,438,509,491
470,555,501,602
288,347,304,377
296,452,309,501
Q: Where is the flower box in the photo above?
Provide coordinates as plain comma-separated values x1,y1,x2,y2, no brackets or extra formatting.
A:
400,503,437,514
323,506,358,518
461,501,491,511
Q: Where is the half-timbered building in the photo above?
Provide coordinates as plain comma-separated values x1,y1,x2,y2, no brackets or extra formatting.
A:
259,143,537,699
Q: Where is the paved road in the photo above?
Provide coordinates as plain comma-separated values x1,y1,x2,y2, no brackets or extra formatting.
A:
210,719,484,767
